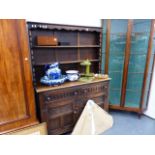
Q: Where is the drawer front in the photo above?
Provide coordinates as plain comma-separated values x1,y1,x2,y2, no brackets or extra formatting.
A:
42,81,108,104
42,87,78,105
74,81,108,98
48,113,74,135
40,98,74,135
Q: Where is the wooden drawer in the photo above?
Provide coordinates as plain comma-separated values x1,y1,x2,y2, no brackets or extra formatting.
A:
42,87,78,104
42,81,108,104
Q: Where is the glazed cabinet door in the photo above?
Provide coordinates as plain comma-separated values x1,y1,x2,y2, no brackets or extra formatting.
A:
124,20,152,108
102,19,155,113
102,20,128,106
0,20,37,133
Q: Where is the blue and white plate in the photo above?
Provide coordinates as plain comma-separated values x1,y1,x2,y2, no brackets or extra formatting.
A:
40,75,67,86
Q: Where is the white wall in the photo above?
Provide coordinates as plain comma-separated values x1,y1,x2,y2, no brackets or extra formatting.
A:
145,65,155,119
27,18,155,118
26,18,101,27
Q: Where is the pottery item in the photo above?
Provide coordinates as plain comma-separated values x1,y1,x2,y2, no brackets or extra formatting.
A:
40,62,67,86
66,70,79,81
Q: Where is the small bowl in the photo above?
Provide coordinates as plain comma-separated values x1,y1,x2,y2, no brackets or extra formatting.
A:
66,70,79,81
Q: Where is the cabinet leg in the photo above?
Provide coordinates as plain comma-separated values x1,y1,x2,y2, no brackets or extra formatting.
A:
138,111,142,118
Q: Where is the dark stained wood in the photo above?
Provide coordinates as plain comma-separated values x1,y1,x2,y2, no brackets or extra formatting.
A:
27,22,108,134
36,36,58,46
27,21,101,32
0,20,38,134
105,20,111,74
140,19,155,112
120,20,133,107
28,22,102,86
33,45,101,48
99,20,103,73
38,79,110,135
34,59,100,66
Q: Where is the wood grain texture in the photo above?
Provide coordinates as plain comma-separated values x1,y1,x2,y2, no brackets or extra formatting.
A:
105,20,111,74
27,22,109,134
0,19,38,134
38,80,110,135
27,22,101,86
36,78,111,93
120,20,133,107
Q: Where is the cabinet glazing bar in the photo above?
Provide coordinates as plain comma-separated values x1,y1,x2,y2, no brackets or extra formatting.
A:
120,20,133,107
105,20,111,74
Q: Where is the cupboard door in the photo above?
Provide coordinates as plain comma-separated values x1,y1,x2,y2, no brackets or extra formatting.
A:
47,102,74,135
125,20,152,108
40,89,75,134
0,20,37,133
102,20,128,105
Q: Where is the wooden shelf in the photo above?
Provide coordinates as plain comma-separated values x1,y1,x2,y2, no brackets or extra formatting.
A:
33,45,100,49
36,78,111,93
34,59,100,66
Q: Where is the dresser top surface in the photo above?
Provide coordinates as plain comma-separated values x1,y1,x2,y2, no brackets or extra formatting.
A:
36,78,111,93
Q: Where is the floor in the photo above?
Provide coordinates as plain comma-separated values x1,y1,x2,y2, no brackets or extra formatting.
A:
103,110,155,135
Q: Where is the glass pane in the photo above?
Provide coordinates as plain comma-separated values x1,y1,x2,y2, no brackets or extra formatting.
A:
110,34,126,54
109,90,121,105
152,32,155,54
125,91,141,108
143,73,153,109
109,72,123,89
102,20,107,33
148,55,155,73
109,54,124,71
102,33,106,53
101,53,105,73
128,55,147,73
146,73,152,92
125,19,151,108
132,19,151,33
108,20,128,106
130,33,150,54
126,73,144,91
111,20,128,33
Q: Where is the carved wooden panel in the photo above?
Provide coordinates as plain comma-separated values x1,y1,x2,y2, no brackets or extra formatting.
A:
38,80,110,135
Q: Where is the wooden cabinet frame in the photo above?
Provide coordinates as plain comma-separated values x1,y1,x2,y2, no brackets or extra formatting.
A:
27,22,110,134
102,19,155,114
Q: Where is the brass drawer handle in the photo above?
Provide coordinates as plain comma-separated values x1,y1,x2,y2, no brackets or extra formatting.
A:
74,91,78,95
84,89,88,93
46,96,51,101
74,110,77,114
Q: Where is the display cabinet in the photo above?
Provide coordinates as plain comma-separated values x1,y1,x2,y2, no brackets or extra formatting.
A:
102,19,155,114
27,22,110,134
